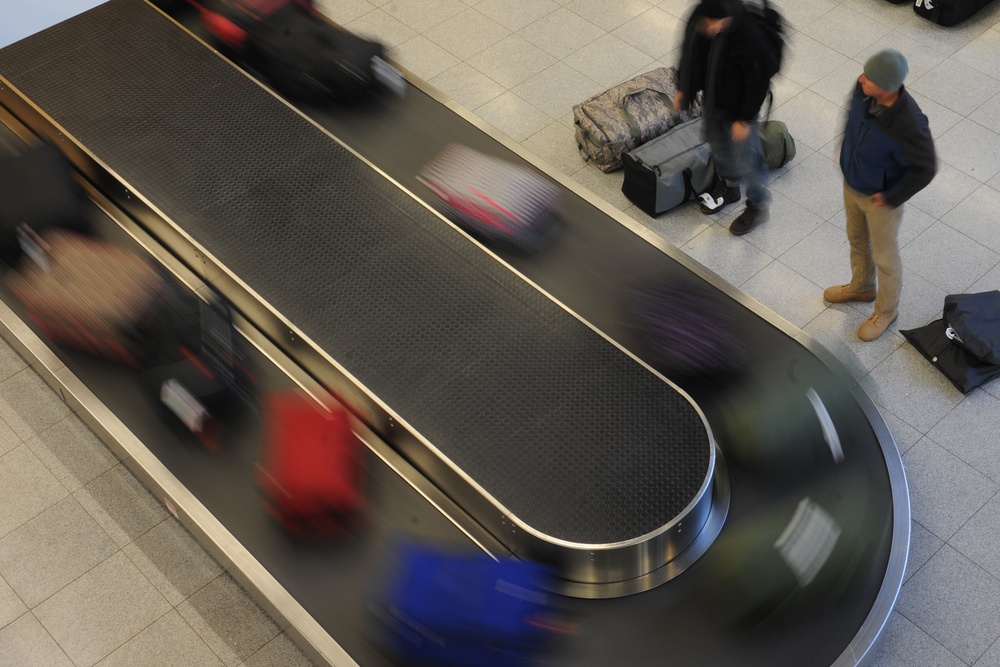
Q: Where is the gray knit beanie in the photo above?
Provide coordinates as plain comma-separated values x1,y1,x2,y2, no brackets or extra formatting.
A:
864,49,908,92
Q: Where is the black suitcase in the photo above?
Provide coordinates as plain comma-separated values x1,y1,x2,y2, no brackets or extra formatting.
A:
191,0,401,101
0,144,89,266
913,0,996,25
145,287,256,450
620,279,746,379
248,7,390,102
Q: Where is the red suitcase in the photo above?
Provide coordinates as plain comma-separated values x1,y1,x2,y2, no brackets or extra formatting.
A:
5,229,173,368
257,392,365,537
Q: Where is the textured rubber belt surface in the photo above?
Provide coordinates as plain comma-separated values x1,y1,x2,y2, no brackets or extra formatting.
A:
0,0,710,544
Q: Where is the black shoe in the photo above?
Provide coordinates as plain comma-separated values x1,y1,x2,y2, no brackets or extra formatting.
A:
699,181,741,214
729,203,768,236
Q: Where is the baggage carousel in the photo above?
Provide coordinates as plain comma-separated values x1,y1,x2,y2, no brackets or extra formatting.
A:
0,1,909,665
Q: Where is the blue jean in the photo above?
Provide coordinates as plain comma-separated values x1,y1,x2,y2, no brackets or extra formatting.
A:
703,110,770,206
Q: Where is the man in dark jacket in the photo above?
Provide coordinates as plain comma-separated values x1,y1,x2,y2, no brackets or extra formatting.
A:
674,0,777,235
825,49,936,341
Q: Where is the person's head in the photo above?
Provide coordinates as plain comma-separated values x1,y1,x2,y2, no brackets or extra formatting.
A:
697,0,732,38
861,49,908,100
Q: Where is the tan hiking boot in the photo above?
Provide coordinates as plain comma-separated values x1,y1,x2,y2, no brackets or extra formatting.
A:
823,284,877,304
858,311,898,341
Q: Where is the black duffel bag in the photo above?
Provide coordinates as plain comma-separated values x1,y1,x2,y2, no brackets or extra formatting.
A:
913,0,996,26
902,291,1000,393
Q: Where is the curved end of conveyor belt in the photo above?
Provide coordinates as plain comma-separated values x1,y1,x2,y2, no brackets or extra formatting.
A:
0,1,910,665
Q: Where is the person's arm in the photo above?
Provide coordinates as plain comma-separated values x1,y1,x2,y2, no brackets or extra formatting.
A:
883,107,937,208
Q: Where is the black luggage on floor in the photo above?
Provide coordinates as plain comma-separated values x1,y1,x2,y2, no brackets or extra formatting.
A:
902,291,1000,393
621,117,716,217
913,0,996,25
0,144,89,266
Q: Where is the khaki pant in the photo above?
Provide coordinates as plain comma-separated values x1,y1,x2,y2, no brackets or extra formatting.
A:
843,182,904,315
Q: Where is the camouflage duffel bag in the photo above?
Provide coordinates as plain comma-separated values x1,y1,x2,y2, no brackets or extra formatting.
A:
572,66,701,173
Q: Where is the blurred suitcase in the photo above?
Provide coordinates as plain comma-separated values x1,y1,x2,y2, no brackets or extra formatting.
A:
621,280,747,379
913,0,995,25
249,9,393,101
621,117,716,216
418,144,562,253
371,543,554,667
190,0,315,51
573,66,699,173
191,0,399,101
5,229,174,367
0,144,89,266
145,288,256,451
257,392,365,537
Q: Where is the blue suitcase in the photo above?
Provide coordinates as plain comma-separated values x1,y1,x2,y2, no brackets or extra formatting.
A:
372,543,554,666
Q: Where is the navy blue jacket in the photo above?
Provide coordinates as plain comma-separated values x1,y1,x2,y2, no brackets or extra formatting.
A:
840,82,936,208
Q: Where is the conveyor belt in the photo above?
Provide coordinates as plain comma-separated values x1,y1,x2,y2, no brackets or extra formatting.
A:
0,1,908,665
0,0,717,577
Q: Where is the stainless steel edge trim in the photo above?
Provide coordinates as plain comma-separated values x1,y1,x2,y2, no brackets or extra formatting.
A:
0,301,358,667
559,445,731,599
0,40,720,589
791,334,910,667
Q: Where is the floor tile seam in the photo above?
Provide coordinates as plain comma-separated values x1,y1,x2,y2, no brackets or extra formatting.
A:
951,46,1000,84
418,8,514,62
0,493,115,575
173,598,235,667
933,442,1000,502
68,464,166,552
0,574,30,627
977,634,1000,667
905,518,947,586
874,401,932,457
25,547,132,614
238,632,289,667
899,229,1000,295
893,607,968,665
177,572,281,667
934,147,1000,187
779,7,840,35
86,605,176,667
28,608,76,666
120,517,226,607
943,113,1000,157
514,7,608,51
472,87,557,133
23,418,118,497
799,30,895,64
914,435,1000,544
0,444,71,540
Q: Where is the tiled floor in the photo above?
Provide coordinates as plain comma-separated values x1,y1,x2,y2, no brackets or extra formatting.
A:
2,0,1000,665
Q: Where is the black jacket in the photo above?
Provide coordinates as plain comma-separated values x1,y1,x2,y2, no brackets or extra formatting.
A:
677,2,775,122
840,82,937,208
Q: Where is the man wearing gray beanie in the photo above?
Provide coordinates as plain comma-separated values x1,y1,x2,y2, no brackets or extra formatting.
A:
824,49,937,341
